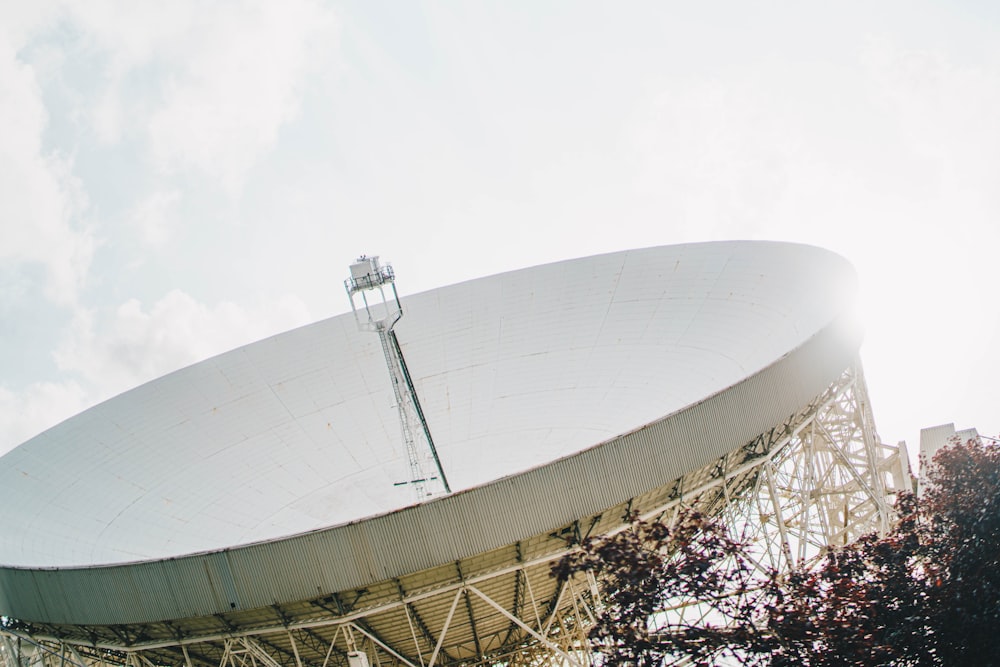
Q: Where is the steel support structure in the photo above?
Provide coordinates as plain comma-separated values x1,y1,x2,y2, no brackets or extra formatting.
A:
1,362,909,667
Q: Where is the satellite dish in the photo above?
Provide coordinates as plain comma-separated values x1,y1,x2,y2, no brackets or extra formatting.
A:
0,241,862,638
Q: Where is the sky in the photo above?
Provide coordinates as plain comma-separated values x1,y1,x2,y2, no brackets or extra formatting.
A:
2,1,999,465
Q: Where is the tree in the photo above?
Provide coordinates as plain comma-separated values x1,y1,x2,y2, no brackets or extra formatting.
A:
553,509,777,666
916,437,1000,664
555,436,1000,666
763,493,935,666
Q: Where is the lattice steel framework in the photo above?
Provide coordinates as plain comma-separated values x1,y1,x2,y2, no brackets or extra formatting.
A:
1,362,909,667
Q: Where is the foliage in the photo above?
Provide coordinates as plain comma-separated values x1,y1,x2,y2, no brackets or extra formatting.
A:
763,493,934,666
554,437,1000,666
917,438,1000,664
553,510,777,666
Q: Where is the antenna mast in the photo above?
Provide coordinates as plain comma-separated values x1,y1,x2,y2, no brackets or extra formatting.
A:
345,256,450,499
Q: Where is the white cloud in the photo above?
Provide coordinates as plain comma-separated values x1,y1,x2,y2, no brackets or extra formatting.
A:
856,42,1000,447
867,43,1000,177
0,380,89,456
54,290,313,402
0,2,62,44
0,30,93,306
91,85,123,144
620,77,796,241
64,0,338,193
2,288,314,454
129,189,180,247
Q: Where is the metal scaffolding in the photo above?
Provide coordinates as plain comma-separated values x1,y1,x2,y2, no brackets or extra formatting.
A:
1,362,909,667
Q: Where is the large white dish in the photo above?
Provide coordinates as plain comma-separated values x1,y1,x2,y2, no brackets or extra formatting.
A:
0,242,861,626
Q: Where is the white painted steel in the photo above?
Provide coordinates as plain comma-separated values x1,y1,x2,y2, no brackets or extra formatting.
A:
0,241,861,627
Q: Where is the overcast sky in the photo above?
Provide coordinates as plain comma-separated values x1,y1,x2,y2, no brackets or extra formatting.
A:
2,1,999,464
